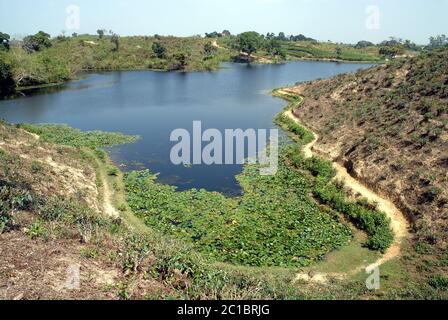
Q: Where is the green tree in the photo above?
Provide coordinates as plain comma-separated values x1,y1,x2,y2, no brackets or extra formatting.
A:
203,42,217,60
265,39,286,59
170,52,189,70
152,41,166,59
22,31,52,53
379,46,401,58
111,33,120,51
277,32,287,41
428,35,448,48
0,32,10,51
354,40,374,49
235,32,262,59
0,59,15,96
97,29,105,39
335,47,342,59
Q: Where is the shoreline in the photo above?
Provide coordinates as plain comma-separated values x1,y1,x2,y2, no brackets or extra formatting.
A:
12,57,381,95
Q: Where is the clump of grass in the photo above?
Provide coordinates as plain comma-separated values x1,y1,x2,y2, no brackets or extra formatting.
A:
107,166,119,176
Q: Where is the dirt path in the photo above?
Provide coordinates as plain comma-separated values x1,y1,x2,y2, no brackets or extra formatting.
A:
93,157,119,219
276,89,409,283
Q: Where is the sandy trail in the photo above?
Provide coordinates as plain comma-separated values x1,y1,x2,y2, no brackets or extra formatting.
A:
276,89,409,283
92,157,119,219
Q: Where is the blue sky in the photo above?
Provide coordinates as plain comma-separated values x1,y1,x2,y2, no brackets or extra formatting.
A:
1,0,447,44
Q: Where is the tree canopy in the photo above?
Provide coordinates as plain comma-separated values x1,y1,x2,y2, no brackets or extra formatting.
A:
203,42,217,60
355,40,374,49
0,59,15,96
22,31,52,53
152,41,166,59
428,35,448,49
0,32,10,51
235,32,262,57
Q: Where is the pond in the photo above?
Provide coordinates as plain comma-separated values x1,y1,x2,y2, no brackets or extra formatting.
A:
0,61,373,194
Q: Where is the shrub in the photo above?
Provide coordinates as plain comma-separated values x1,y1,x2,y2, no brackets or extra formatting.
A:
107,166,119,176
428,275,448,290
27,220,49,240
313,182,394,253
0,59,15,96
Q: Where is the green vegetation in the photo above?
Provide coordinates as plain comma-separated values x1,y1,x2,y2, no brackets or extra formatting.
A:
0,32,10,51
0,59,15,96
281,41,384,62
18,124,139,148
235,31,263,57
274,90,394,253
22,31,52,53
123,89,393,268
124,149,353,267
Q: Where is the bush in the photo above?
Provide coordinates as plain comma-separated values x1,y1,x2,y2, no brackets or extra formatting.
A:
107,166,119,176
0,59,15,96
428,275,448,290
313,182,394,253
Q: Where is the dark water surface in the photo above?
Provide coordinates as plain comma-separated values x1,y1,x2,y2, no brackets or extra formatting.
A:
0,61,372,194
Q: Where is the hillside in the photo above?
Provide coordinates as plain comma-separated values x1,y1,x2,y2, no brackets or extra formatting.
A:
0,122,344,300
0,35,232,90
284,49,448,257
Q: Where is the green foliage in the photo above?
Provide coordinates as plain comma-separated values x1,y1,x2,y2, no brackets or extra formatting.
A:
235,32,262,57
282,41,383,62
203,42,217,60
22,31,52,53
428,275,448,290
273,92,314,144
27,220,48,240
107,166,119,176
265,39,286,59
152,41,166,59
169,52,190,70
275,91,394,253
355,41,374,49
19,124,139,149
0,58,15,96
31,160,42,173
97,29,105,39
110,33,120,52
379,46,402,58
118,231,301,299
124,148,352,267
0,32,10,51
313,182,394,253
428,35,448,49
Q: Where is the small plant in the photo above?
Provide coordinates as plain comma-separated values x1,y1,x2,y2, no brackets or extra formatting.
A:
31,160,42,173
107,166,119,176
116,281,130,300
27,221,49,240
428,275,448,290
80,247,99,259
